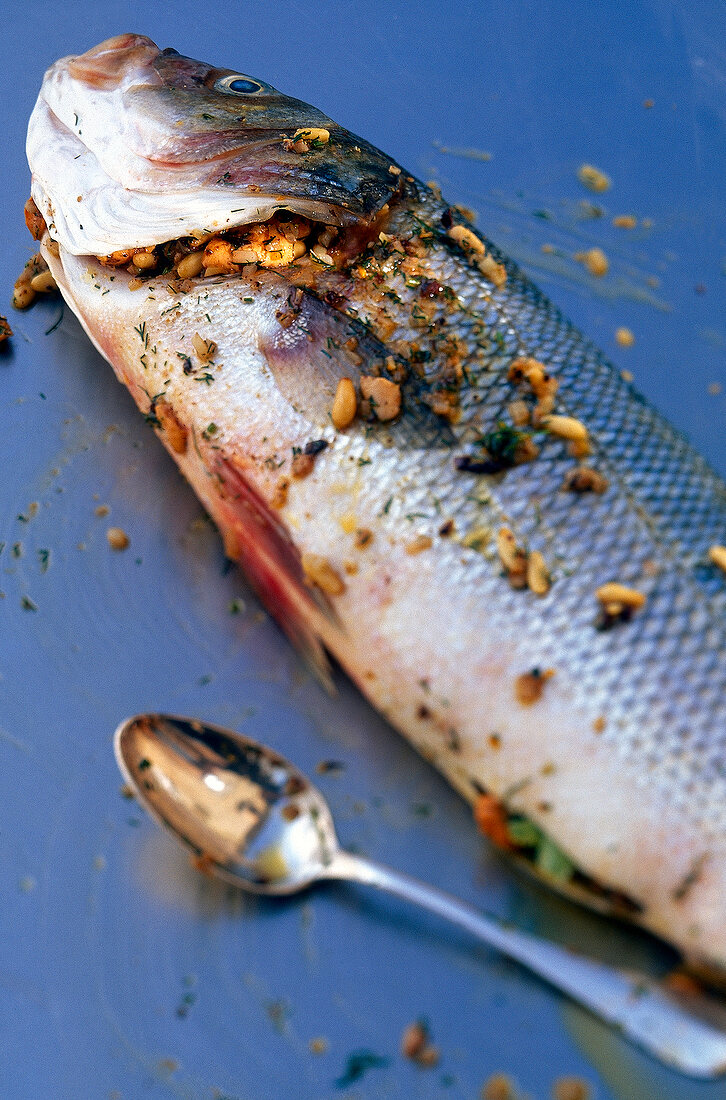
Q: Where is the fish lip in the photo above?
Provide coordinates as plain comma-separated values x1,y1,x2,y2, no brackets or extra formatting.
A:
66,33,161,90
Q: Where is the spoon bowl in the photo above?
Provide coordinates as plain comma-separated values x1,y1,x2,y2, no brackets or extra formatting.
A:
114,712,726,1079
115,713,338,893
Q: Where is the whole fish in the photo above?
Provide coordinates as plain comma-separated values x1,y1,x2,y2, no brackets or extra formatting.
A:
26,34,726,977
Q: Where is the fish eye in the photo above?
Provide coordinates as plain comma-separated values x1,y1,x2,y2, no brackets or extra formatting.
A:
216,74,264,95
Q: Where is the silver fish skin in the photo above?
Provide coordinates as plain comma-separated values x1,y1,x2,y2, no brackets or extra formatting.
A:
28,35,726,975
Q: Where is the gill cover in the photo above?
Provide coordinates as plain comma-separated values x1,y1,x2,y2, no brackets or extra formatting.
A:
27,34,404,255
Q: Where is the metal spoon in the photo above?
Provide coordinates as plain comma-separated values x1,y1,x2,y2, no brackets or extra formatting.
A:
115,713,726,1079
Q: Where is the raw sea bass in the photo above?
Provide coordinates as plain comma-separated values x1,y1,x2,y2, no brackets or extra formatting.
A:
27,35,726,973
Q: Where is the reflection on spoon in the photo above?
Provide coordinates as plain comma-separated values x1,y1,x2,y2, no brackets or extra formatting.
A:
115,713,726,1080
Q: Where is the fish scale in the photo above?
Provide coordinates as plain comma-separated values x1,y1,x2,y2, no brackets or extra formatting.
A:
320,203,726,834
28,34,726,972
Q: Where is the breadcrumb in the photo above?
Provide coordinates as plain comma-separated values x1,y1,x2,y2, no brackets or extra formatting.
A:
515,668,555,705
708,545,726,574
574,247,609,277
577,164,611,192
106,527,130,551
302,553,346,595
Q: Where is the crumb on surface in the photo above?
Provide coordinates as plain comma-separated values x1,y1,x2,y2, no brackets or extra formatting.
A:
400,1020,439,1066
481,1072,517,1100
563,466,608,494
106,526,130,551
552,1077,591,1100
331,377,357,430
577,164,611,192
574,247,609,277
405,534,433,555
615,327,635,347
708,545,726,574
302,553,346,595
474,793,511,849
515,668,555,706
360,375,401,421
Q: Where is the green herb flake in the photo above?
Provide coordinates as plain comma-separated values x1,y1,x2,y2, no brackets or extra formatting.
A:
37,549,50,573
21,595,38,612
335,1050,389,1088
535,835,575,881
506,816,542,848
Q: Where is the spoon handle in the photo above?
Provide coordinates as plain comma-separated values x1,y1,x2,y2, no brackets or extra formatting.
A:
324,849,726,1079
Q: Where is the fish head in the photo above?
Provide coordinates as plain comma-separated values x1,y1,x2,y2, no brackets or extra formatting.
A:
28,34,404,255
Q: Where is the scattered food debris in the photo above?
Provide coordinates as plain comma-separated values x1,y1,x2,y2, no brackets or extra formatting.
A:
574,247,609,277
708,545,726,574
526,550,551,596
405,534,433,555
309,1036,329,1054
496,527,528,589
707,382,722,396
515,668,555,706
577,164,611,192
331,377,357,430
663,969,703,996
474,793,512,849
553,1077,591,1100
595,581,646,627
0,316,12,342
13,253,57,310
433,140,492,161
612,214,637,229
615,327,635,347
563,466,609,494
335,1049,389,1088
400,1019,439,1066
360,374,402,421
293,126,330,146
302,553,346,595
482,1074,517,1100
106,526,130,551
315,760,345,775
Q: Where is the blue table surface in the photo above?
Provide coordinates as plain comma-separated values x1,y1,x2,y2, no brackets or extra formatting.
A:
1,3,725,1099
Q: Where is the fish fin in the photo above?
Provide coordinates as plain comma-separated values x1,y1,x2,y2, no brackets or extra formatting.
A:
256,270,456,449
215,456,336,691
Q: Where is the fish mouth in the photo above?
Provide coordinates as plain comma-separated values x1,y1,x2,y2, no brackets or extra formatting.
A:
29,35,407,255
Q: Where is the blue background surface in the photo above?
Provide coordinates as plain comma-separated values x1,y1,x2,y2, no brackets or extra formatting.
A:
1,3,725,1098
